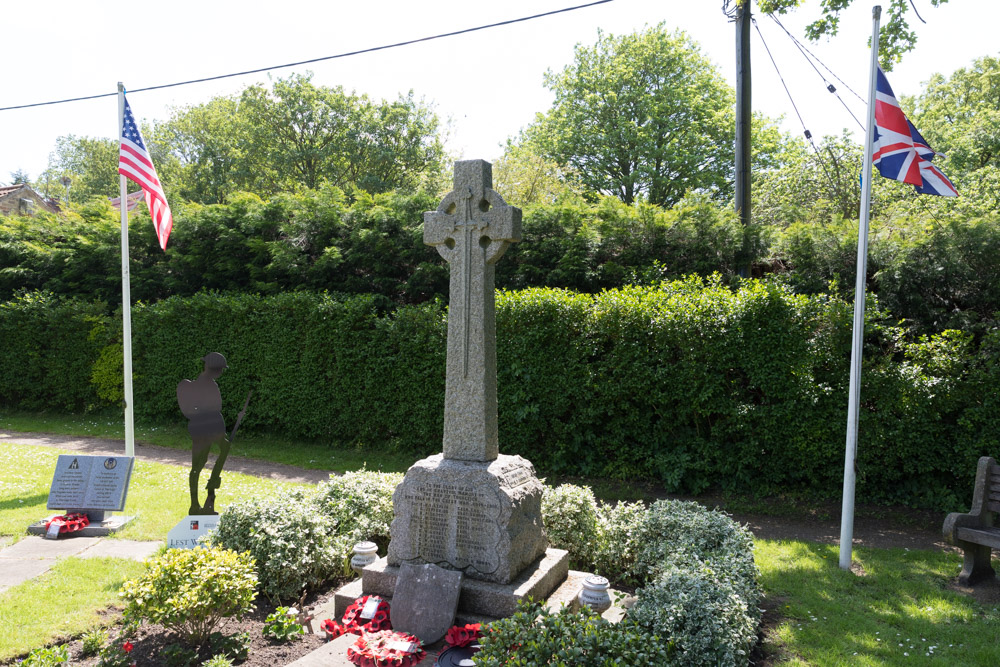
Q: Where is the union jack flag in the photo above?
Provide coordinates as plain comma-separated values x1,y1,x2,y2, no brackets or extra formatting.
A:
873,67,957,197
118,94,173,249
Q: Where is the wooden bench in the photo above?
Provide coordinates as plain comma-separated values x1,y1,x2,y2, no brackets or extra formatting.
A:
942,456,1000,585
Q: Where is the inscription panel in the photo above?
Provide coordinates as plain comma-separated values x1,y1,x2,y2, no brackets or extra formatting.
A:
398,478,503,574
48,455,134,511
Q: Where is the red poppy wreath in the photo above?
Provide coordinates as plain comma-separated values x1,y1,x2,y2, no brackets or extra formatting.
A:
346,629,425,667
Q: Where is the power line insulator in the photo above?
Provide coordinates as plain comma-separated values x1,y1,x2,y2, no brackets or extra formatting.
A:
803,130,812,139
827,84,837,93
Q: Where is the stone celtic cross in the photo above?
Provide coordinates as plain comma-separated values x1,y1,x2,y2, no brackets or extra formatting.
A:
424,160,521,462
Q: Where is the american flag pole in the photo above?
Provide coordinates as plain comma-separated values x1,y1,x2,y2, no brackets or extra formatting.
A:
118,82,136,459
839,5,881,571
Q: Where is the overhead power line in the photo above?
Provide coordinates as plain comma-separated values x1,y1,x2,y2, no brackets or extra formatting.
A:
0,0,613,113
767,13,867,108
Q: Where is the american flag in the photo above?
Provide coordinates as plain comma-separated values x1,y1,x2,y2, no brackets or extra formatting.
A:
873,67,957,197
118,95,173,249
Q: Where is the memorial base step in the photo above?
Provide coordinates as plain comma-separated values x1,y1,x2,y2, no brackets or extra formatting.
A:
27,515,135,538
329,548,626,625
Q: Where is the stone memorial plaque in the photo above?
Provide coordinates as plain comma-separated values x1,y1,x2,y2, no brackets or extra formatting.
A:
391,562,462,644
47,455,134,512
167,514,219,549
388,453,547,584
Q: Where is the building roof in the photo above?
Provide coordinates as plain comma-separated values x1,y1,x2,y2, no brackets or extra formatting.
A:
0,184,28,198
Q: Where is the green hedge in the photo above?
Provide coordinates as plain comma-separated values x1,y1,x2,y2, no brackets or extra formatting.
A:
2,279,997,509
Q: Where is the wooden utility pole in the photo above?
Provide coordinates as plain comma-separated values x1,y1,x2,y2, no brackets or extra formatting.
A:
735,0,752,277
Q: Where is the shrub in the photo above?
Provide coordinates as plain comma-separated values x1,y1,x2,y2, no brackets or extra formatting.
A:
209,489,336,603
0,292,108,411
96,641,136,667
3,276,998,510
540,484,600,568
201,656,234,667
631,500,759,604
20,645,69,667
80,628,107,657
262,607,305,642
160,643,198,667
591,500,646,584
207,632,251,662
476,600,673,666
313,469,403,564
628,565,758,667
119,547,257,646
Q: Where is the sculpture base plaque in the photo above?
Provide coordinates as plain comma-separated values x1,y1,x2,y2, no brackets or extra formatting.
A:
167,514,220,549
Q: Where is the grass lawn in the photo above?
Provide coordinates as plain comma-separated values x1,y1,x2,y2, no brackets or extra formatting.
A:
0,557,147,662
0,442,311,543
0,441,315,661
756,540,1000,666
4,415,1000,666
0,410,414,474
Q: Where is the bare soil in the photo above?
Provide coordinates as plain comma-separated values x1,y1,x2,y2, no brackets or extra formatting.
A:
53,589,336,667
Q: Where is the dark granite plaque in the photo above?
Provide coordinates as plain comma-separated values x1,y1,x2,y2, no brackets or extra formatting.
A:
391,562,462,644
47,455,134,511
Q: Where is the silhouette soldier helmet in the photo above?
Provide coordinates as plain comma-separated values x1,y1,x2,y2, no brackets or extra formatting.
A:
202,352,228,372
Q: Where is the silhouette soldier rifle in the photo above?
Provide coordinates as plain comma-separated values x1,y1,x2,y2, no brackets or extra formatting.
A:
177,353,251,515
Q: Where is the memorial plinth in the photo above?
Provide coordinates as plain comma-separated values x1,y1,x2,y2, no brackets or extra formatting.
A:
387,454,547,585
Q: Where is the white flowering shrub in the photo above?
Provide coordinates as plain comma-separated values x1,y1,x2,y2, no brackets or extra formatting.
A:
629,564,758,667
313,469,403,563
541,483,600,567
592,500,646,583
543,489,761,665
209,489,336,603
632,499,759,606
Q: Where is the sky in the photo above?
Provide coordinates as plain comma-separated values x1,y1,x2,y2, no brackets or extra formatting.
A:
1,0,997,186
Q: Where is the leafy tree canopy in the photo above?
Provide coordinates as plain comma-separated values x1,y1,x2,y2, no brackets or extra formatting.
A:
527,26,737,207
156,73,447,203
756,0,953,66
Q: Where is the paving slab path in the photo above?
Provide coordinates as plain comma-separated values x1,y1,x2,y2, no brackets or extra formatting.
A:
0,536,163,594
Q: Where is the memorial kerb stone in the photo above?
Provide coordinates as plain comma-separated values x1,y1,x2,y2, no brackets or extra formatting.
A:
390,562,463,644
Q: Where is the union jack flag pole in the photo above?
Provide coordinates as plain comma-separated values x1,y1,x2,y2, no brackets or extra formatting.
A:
839,6,882,571
117,82,136,458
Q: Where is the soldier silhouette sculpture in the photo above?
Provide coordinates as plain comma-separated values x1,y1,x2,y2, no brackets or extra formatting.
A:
177,353,250,515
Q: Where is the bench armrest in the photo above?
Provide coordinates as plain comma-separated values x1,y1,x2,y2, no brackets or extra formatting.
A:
944,511,988,544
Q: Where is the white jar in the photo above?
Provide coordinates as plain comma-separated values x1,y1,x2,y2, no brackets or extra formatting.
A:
350,541,378,574
577,574,612,613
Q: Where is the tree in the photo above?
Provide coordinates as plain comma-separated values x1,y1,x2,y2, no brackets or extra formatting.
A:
527,26,737,207
161,73,446,201
896,55,1000,217
492,134,584,207
8,169,30,185
906,55,1000,173
42,130,180,205
154,96,245,204
42,136,120,203
757,0,953,65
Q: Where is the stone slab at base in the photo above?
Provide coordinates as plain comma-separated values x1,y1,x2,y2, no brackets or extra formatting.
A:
329,564,625,627
336,548,569,621
286,630,440,667
27,515,135,538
